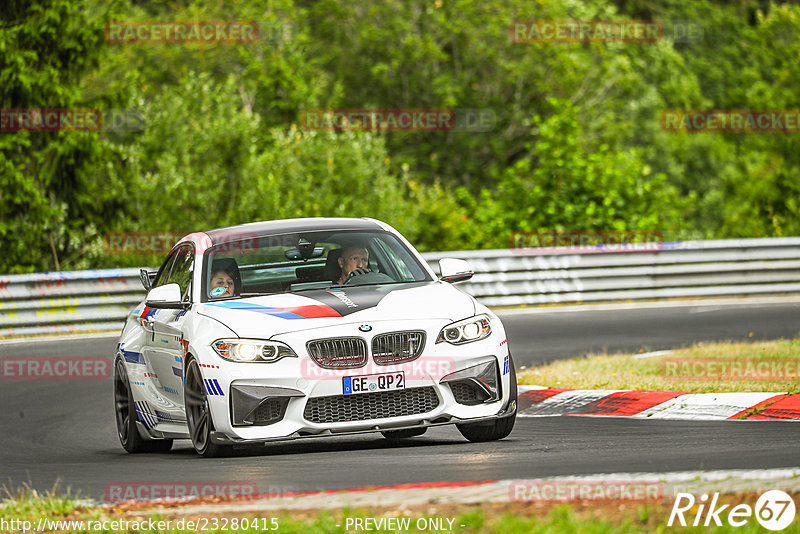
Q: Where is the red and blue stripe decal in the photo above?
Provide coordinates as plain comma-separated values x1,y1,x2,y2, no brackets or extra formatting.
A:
208,301,341,320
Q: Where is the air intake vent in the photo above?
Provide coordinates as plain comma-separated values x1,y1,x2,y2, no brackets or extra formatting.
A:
303,387,440,424
449,380,492,405
248,398,288,426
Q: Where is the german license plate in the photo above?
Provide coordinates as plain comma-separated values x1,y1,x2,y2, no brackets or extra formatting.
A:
343,372,405,395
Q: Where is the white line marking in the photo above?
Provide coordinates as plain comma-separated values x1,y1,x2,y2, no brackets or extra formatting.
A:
632,350,674,360
0,331,120,346
495,296,800,316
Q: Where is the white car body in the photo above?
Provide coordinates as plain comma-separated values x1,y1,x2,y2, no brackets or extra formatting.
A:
114,218,516,456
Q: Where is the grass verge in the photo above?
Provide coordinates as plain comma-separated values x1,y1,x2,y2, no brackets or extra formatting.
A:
2,488,799,533
517,339,800,393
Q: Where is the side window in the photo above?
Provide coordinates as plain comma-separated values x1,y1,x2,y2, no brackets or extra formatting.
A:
168,244,194,301
375,238,415,281
152,252,178,288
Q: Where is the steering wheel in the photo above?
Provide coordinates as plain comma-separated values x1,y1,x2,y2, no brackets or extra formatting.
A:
344,268,394,285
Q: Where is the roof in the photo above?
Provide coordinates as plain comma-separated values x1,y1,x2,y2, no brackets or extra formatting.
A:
203,217,385,245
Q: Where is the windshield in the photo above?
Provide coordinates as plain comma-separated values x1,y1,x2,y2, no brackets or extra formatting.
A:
202,230,432,301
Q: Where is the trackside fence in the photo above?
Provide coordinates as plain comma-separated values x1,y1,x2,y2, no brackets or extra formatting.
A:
2,238,800,337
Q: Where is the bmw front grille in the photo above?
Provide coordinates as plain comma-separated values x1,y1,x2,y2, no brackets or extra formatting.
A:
371,331,426,365
306,337,368,369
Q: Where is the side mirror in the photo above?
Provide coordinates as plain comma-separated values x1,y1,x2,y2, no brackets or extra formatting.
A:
439,258,474,283
145,283,185,309
139,269,156,290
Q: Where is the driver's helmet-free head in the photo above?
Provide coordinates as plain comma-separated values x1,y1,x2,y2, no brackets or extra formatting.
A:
335,243,370,279
209,257,242,297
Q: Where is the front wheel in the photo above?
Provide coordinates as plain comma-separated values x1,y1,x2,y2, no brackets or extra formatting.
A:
114,358,173,453
185,358,230,457
456,355,517,443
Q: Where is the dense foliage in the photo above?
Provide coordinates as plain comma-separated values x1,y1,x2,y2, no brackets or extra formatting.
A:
1,0,798,272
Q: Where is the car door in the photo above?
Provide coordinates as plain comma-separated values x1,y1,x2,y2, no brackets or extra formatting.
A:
141,243,194,411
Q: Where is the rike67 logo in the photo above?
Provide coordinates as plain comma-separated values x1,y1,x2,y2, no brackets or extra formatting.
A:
669,491,796,531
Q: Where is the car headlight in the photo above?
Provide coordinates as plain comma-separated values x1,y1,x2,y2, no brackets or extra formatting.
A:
436,315,491,345
212,339,297,363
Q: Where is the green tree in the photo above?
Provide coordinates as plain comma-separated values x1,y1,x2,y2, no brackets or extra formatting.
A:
0,0,132,273
466,100,684,248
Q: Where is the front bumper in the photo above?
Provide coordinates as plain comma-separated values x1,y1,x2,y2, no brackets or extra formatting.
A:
210,394,517,445
199,320,514,443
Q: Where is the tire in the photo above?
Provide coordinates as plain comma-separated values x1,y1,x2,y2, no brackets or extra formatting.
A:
185,358,230,457
114,358,173,453
456,354,517,443
381,427,427,439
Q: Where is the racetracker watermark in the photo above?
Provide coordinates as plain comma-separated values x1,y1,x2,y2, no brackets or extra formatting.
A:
301,357,457,382
104,482,259,504
1,109,101,132
300,108,495,132
662,20,705,43
510,230,668,254
105,232,185,255
104,231,295,255
668,491,796,530
1,109,144,133
105,21,258,44
662,358,800,381
509,480,663,502
510,20,663,42
1,357,111,380
2,518,280,532
660,110,800,133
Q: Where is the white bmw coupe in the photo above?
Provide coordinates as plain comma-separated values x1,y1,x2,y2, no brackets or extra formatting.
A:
114,218,517,456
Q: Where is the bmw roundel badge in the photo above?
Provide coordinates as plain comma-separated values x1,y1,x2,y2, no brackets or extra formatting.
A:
359,324,372,332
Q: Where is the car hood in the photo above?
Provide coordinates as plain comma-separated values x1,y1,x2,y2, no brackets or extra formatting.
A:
196,281,476,337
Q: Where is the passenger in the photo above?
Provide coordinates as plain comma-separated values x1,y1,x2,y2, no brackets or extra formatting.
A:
209,258,242,298
209,269,235,298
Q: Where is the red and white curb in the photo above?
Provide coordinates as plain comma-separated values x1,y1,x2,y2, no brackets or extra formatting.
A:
126,469,800,514
517,386,800,420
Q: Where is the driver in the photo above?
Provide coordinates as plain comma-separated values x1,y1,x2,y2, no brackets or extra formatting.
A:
336,245,370,285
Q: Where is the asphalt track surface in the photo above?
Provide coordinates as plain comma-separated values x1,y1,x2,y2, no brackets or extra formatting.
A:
1,299,798,500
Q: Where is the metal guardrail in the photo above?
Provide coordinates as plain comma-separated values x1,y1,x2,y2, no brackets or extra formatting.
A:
2,238,799,337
